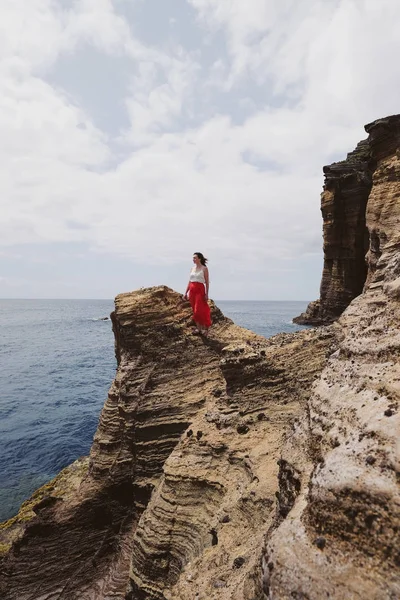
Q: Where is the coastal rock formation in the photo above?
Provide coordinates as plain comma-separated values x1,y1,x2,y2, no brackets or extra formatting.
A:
294,137,374,325
264,115,400,598
0,288,336,600
125,323,335,600
1,114,399,600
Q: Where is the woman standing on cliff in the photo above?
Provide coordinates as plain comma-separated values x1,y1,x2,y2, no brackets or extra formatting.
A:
184,252,212,336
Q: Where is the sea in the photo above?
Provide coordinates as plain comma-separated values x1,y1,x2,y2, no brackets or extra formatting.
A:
0,299,310,522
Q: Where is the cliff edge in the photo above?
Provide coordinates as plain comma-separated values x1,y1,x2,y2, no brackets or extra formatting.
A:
266,115,400,598
0,114,399,600
0,289,335,599
294,114,400,325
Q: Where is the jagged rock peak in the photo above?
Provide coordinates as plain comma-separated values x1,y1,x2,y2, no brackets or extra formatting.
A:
323,138,371,176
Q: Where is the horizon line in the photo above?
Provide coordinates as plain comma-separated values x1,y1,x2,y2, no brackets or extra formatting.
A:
0,297,312,303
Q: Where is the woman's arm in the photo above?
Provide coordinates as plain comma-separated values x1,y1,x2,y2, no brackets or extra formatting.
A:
204,267,209,300
184,279,190,299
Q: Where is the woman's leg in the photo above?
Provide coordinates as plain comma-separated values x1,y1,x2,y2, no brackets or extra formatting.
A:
189,283,211,332
189,284,200,332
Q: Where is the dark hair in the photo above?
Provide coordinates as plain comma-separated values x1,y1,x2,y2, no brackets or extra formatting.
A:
194,252,208,266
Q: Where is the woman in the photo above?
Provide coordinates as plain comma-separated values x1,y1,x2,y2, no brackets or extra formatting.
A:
184,252,212,335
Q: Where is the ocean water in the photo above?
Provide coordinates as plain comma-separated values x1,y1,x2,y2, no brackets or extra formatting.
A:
0,299,309,522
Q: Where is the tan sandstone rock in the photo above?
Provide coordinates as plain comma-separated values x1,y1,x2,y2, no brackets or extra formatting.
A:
263,115,400,600
1,114,399,600
294,139,373,325
0,288,335,600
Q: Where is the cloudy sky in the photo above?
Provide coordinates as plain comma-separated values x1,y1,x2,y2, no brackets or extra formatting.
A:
1,0,400,300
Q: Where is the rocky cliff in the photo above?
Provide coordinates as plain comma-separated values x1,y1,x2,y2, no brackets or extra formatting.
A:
294,126,378,325
0,289,336,599
0,114,399,600
264,115,400,598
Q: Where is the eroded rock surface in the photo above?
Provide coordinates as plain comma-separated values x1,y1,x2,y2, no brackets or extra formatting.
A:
126,324,335,600
0,288,335,600
264,115,400,599
1,114,399,600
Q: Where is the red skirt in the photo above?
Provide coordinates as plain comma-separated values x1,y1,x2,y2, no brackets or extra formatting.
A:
189,282,212,328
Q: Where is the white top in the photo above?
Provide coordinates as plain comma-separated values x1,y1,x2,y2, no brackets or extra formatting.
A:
189,267,206,283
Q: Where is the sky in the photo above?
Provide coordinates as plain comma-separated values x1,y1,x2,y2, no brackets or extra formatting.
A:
1,0,400,300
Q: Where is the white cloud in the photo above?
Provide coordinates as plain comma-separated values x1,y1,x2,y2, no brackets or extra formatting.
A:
123,50,200,144
1,0,400,298
188,0,331,89
0,0,64,71
189,0,400,124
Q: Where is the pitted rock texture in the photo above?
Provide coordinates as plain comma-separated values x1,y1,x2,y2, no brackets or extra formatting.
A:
0,287,335,600
126,325,335,600
263,115,400,599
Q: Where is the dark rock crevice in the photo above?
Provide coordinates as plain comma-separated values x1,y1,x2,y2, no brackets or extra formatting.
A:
0,476,141,600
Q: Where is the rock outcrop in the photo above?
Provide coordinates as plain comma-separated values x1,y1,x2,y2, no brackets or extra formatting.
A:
264,115,400,599
294,137,374,325
0,289,336,599
1,114,399,600
125,324,335,600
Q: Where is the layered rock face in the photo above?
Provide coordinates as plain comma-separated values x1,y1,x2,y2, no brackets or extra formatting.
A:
0,289,225,599
0,288,335,600
263,116,400,598
126,324,335,600
294,138,374,325
1,114,399,600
